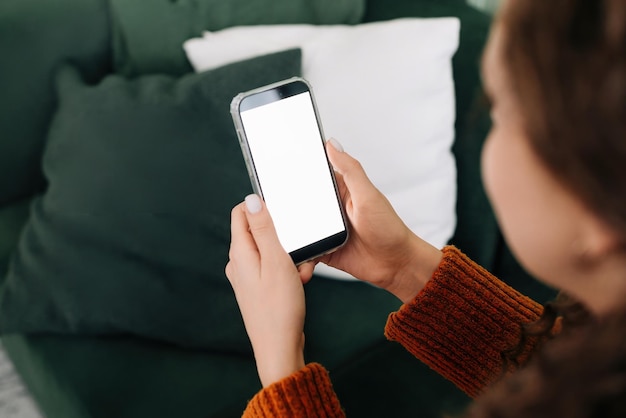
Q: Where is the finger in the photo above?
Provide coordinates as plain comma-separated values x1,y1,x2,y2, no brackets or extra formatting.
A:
333,171,349,205
297,261,316,284
326,139,376,202
243,194,285,258
230,202,258,258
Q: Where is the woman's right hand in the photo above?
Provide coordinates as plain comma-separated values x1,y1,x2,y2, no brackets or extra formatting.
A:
319,139,443,303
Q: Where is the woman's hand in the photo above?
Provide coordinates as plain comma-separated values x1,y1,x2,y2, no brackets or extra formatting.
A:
225,195,313,387
320,139,443,303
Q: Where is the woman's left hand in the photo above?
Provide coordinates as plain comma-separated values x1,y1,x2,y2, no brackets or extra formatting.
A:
225,194,315,387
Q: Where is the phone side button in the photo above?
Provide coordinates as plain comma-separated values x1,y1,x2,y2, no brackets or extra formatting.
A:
244,163,255,182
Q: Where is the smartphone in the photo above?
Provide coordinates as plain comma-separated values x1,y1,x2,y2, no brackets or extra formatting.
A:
231,77,348,264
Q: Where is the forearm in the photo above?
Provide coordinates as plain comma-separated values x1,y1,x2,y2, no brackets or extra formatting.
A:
385,246,545,398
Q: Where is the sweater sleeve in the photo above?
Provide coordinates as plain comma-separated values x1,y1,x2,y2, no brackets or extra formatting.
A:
242,363,345,418
385,246,545,398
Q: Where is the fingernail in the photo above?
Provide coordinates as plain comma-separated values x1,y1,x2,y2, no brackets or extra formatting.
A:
245,194,262,214
327,137,344,153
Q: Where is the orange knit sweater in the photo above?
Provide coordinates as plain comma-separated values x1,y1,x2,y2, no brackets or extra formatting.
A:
242,246,545,417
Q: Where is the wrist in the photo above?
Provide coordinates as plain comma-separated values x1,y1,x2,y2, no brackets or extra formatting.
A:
257,350,305,388
255,335,306,387
387,235,443,304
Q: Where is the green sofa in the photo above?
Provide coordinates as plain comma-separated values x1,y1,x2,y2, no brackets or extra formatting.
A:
0,0,554,417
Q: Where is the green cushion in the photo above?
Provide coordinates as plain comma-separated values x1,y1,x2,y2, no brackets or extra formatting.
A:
0,0,110,207
364,0,499,270
0,49,302,350
111,0,366,76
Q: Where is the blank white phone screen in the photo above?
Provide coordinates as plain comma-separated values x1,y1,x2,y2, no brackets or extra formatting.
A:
240,92,345,253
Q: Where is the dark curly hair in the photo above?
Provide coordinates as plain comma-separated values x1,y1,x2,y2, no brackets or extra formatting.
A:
499,292,590,372
466,308,626,418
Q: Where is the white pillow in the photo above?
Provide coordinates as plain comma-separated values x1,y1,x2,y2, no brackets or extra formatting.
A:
184,18,460,280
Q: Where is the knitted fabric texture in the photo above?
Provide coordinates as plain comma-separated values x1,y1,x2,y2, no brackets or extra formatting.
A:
243,363,345,417
385,246,544,397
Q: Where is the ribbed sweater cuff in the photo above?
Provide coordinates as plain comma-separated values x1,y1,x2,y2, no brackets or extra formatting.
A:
385,246,544,398
243,363,345,418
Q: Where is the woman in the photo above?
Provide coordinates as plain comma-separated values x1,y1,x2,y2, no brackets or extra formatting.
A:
225,0,626,416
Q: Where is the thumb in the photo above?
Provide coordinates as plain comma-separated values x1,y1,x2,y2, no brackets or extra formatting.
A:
244,194,285,257
326,138,376,201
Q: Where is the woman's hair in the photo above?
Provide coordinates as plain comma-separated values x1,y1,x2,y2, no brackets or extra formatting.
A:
493,0,626,370
471,1,626,415
500,292,591,371
498,0,626,238
488,0,626,368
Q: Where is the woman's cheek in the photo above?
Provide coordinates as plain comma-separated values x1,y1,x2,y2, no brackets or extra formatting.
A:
481,127,580,288
482,128,539,269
